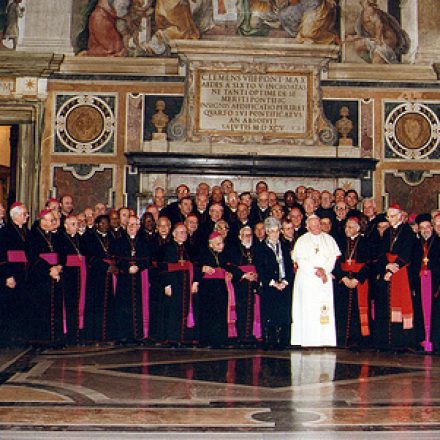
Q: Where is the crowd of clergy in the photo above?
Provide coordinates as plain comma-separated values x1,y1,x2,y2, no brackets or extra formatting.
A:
0,179,439,353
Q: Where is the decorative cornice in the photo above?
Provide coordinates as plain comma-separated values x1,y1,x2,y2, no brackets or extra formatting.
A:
171,37,340,61
58,56,180,77
0,52,64,78
327,62,438,82
125,152,377,178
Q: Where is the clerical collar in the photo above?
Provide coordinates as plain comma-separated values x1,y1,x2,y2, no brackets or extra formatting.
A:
129,235,136,239
97,230,107,237
350,234,359,240
393,222,402,229
241,242,252,249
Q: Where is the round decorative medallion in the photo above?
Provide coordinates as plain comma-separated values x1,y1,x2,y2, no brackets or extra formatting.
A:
394,112,431,150
384,103,439,160
66,105,104,143
56,95,115,154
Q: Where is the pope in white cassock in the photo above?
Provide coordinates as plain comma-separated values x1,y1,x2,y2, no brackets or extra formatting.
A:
291,215,341,347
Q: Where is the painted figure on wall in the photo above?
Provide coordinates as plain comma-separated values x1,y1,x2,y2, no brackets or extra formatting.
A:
236,0,338,44
74,0,341,57
77,0,199,56
0,0,24,50
146,0,200,55
346,0,410,63
77,0,127,56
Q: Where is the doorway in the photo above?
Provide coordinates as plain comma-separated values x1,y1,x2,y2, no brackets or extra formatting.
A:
0,100,44,217
0,124,18,208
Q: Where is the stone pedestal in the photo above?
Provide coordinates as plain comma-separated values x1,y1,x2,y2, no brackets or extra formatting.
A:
17,0,74,54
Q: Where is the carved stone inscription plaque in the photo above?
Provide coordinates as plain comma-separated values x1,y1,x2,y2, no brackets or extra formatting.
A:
196,70,312,138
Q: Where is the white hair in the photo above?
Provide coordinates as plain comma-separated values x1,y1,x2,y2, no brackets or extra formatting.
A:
10,205,23,219
264,216,280,232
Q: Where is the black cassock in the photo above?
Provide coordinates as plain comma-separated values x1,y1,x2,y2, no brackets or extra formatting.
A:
159,241,198,344
227,243,260,344
333,235,371,348
82,231,116,342
113,234,152,342
254,240,293,347
0,223,29,344
58,232,86,345
198,247,234,347
375,223,417,350
149,234,171,341
411,234,440,351
26,227,63,345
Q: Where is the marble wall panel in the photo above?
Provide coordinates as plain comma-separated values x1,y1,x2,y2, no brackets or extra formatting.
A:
126,93,143,152
360,99,374,158
54,93,117,156
384,170,440,213
51,164,116,212
383,101,440,161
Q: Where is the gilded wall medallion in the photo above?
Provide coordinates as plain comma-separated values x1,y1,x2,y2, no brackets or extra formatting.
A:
384,102,440,160
55,94,116,155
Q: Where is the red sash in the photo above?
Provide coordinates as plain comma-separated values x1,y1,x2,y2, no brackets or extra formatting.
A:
7,250,27,263
168,261,195,329
66,255,87,331
203,268,237,338
239,264,261,339
341,260,370,337
386,253,413,329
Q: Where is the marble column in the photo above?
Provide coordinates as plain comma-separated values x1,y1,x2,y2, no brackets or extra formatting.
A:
17,0,74,54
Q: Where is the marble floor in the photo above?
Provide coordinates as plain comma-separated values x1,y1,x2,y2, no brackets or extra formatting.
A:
0,345,439,439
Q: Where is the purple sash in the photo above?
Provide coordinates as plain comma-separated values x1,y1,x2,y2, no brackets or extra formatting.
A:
40,253,58,265
7,250,27,263
203,268,237,338
239,264,261,339
141,269,150,339
66,255,87,330
420,269,433,352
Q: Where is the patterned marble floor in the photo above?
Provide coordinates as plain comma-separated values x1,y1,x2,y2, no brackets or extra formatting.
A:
0,345,439,438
